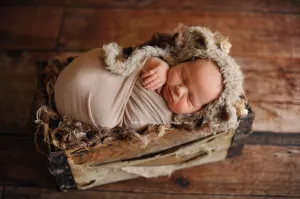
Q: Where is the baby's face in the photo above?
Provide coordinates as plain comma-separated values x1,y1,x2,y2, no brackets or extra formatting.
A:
162,59,223,114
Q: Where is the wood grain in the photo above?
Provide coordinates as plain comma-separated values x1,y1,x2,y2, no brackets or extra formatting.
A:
0,0,65,6
67,130,213,166
2,186,295,199
0,135,57,188
60,9,300,58
251,102,300,133
69,132,234,189
287,15,300,58
247,132,300,146
0,52,56,134
0,186,3,198
2,0,300,14
64,0,300,13
0,51,82,135
236,56,300,104
96,145,300,197
0,52,39,134
0,6,63,50
235,56,300,133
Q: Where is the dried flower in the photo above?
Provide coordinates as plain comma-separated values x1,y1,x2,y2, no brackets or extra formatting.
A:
220,40,232,54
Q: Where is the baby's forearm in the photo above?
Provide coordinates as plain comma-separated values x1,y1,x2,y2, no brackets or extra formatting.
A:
146,57,170,70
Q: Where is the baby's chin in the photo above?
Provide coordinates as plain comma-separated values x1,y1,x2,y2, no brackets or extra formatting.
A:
170,107,188,114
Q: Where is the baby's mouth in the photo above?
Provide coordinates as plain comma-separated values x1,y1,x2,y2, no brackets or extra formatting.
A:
167,86,173,103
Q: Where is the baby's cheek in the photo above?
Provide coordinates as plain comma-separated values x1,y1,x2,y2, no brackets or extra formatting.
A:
170,99,189,114
167,69,181,85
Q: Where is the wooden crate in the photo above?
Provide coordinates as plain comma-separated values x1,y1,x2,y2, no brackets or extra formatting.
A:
46,108,254,191
33,58,254,191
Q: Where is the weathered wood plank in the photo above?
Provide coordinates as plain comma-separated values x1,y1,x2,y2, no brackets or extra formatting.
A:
227,109,255,157
0,0,65,6
2,186,295,199
248,132,300,146
48,151,77,190
235,56,300,133
69,132,234,189
0,52,55,134
251,102,300,133
236,57,300,104
0,135,57,188
67,129,214,166
2,0,299,14
0,51,81,135
96,145,300,196
60,9,300,58
0,52,39,134
0,6,63,49
64,0,300,13
0,186,3,199
287,15,300,58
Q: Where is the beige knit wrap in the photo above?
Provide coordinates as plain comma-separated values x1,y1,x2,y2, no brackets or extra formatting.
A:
54,48,173,131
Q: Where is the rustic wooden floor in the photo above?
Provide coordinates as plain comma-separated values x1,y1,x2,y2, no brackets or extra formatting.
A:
0,0,299,198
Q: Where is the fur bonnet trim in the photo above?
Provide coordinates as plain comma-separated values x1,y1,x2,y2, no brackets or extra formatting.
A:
102,43,172,76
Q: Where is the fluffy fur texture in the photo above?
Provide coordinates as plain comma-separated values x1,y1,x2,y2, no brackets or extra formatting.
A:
103,43,172,76
34,25,248,151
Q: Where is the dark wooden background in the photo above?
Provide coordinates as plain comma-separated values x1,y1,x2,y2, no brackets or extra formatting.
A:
0,0,299,198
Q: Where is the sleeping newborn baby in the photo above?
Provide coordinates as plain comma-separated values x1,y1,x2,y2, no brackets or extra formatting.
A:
54,25,242,133
142,57,223,114
54,52,223,131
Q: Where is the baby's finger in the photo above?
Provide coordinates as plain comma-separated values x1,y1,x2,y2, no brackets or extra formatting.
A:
149,81,163,91
144,77,161,89
143,73,158,86
144,80,158,90
142,70,156,79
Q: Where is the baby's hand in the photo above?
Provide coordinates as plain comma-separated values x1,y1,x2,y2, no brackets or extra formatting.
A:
142,57,169,93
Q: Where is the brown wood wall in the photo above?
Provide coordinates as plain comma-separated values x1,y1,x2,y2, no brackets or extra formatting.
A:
0,0,299,198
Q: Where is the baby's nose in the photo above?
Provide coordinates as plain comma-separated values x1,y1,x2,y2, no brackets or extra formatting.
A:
175,85,187,97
